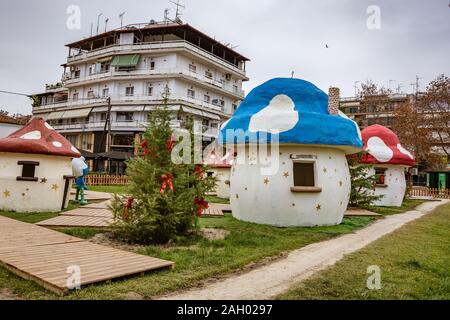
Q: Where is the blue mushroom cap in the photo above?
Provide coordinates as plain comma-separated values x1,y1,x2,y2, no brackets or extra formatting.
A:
219,78,363,154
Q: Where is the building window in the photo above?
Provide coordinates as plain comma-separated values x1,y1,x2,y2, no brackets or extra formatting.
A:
116,112,134,122
147,85,153,96
219,99,225,107
187,89,195,99
125,86,134,97
88,64,97,75
375,168,387,186
204,95,210,103
293,162,315,187
102,88,109,98
233,85,238,93
150,61,155,70
72,93,79,101
100,62,110,73
232,104,238,113
205,70,213,79
189,64,197,73
87,90,95,99
74,69,80,79
100,113,107,121
16,161,40,182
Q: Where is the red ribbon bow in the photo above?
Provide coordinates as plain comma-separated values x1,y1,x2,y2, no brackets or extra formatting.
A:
160,173,174,194
166,135,176,152
194,164,203,177
140,140,151,157
194,197,209,217
123,197,134,220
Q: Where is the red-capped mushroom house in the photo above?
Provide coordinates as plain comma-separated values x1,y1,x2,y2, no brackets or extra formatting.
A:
361,125,415,207
0,118,81,212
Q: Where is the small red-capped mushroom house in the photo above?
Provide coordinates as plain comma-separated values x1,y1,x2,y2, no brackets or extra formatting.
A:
0,118,81,213
360,125,415,207
204,150,234,199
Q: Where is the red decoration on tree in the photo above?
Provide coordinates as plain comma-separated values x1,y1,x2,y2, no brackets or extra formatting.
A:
140,140,152,157
160,173,174,194
166,135,176,152
123,197,134,220
194,164,204,177
194,197,209,217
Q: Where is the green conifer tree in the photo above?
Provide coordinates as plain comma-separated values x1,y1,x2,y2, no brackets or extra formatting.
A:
111,87,216,244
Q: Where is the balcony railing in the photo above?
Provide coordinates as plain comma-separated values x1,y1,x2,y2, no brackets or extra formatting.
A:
67,40,246,75
63,67,245,98
33,94,229,115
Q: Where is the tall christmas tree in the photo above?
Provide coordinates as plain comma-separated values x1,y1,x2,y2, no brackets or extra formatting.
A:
111,87,216,244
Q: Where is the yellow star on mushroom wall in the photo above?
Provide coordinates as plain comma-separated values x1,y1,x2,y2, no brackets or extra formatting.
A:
51,184,59,191
3,190,10,198
264,178,270,185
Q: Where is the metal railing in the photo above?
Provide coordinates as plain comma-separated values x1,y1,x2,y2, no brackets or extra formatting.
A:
67,40,246,75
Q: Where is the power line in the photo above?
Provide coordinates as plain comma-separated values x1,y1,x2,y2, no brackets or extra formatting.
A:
0,90,31,97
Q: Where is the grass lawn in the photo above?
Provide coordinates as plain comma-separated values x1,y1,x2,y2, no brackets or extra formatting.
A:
278,202,450,300
0,201,81,224
369,199,427,216
0,214,373,300
87,185,128,194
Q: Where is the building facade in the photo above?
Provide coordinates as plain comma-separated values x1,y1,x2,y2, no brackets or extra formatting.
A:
32,22,249,173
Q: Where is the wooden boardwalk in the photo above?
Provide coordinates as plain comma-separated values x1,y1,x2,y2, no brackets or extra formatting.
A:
0,215,174,295
37,202,231,228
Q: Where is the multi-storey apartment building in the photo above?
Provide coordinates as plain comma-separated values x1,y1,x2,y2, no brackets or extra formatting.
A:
32,21,249,173
339,94,412,130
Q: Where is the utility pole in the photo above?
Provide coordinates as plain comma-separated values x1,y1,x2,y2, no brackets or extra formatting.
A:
353,81,361,97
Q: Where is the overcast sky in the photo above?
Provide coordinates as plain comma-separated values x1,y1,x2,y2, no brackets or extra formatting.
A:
0,0,448,115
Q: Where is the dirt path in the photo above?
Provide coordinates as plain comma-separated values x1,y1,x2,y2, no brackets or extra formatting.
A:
160,200,448,300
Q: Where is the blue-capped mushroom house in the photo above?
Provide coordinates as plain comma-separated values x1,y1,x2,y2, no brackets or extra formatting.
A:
219,78,363,227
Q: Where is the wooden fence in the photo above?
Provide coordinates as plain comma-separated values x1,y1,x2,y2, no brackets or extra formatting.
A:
85,175,129,186
409,187,450,199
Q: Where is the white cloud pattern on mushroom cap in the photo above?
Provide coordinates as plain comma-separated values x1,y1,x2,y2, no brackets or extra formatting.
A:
20,130,41,140
338,110,362,140
44,122,54,130
248,94,298,133
366,136,394,162
397,144,414,159
71,146,80,154
52,141,62,148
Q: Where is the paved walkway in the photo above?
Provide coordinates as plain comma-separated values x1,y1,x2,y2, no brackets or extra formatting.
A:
160,200,448,300
0,215,174,295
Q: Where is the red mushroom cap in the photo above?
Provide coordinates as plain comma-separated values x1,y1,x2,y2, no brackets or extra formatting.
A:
0,117,81,158
360,125,415,166
204,150,234,168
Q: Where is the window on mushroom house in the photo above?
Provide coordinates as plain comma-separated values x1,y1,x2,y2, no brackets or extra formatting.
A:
293,162,315,187
375,168,387,185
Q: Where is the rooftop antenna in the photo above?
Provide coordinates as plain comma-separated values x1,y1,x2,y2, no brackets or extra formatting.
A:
396,84,403,94
415,75,423,93
170,0,185,22
104,18,110,33
353,81,361,97
96,13,103,34
164,8,171,22
90,22,93,37
119,12,126,29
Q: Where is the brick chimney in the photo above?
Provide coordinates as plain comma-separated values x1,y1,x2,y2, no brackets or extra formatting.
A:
328,87,340,115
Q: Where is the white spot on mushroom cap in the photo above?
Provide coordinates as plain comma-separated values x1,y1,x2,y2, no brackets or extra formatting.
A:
52,141,62,148
44,122,54,130
249,94,298,133
220,119,231,130
338,110,362,140
71,146,80,154
20,130,41,140
366,136,394,162
397,144,414,159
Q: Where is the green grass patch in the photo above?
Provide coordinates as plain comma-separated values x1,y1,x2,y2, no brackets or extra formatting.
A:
0,215,373,300
0,201,81,224
278,202,450,300
87,185,129,194
369,199,427,216
56,227,106,239
205,195,230,204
